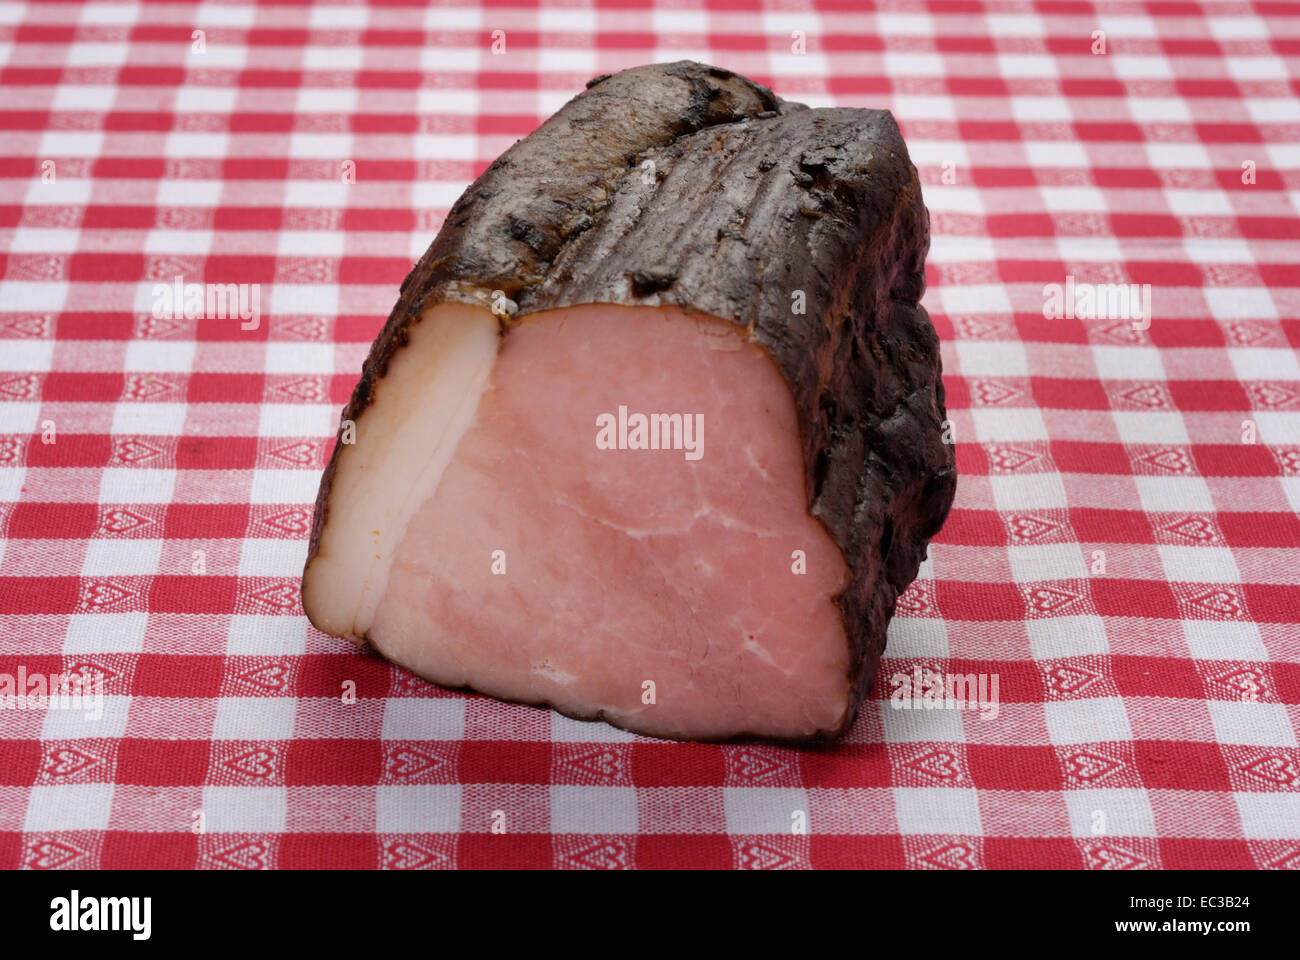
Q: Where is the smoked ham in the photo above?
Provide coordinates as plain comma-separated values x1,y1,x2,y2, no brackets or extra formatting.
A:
302,61,956,742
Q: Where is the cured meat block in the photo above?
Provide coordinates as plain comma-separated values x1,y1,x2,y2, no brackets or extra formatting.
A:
302,61,956,742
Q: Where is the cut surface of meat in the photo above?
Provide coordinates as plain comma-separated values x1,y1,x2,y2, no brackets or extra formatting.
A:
362,302,852,740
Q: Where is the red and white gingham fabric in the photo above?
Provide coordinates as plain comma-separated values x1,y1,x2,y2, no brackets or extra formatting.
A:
1,0,1298,871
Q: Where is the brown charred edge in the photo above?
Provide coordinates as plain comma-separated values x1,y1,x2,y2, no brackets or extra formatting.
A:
305,61,956,742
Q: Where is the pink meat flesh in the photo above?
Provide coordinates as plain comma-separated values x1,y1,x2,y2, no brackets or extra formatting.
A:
314,302,853,740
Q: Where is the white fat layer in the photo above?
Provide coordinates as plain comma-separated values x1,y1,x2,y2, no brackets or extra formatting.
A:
305,302,499,638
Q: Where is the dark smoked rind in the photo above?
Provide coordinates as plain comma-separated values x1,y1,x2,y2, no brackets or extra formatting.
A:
305,61,956,742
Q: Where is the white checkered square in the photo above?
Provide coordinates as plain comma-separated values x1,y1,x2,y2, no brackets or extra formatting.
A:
64,612,149,653
24,784,115,831
201,786,288,833
552,785,638,834
1134,476,1214,514
82,539,163,576
237,538,308,577
98,468,177,504
723,787,808,835
1064,789,1157,838
226,615,309,656
1157,545,1241,584
1046,698,1133,745
880,697,967,744
1206,701,1297,748
1027,615,1109,660
380,699,466,741
212,697,298,740
1182,621,1268,661
892,787,982,835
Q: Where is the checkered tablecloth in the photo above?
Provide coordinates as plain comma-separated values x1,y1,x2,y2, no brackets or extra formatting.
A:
0,0,1297,871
